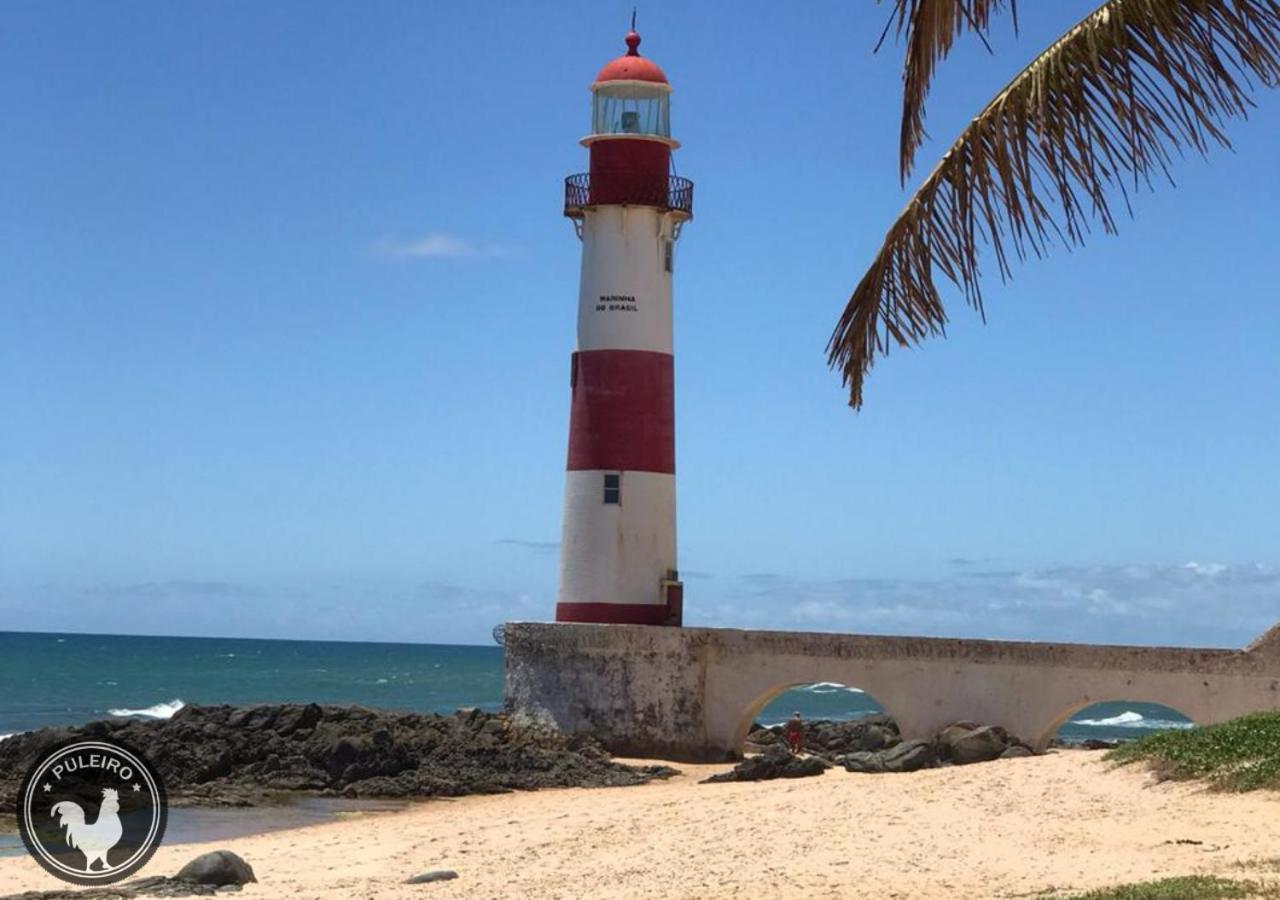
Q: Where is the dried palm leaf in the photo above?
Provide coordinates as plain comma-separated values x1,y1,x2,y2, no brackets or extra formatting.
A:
886,0,1019,181
831,0,1280,410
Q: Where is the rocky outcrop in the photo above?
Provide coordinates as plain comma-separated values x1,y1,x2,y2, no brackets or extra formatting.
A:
0,704,677,809
701,744,829,783
745,715,900,760
748,716,1036,774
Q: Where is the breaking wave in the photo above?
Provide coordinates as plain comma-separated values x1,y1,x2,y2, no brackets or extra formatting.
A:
108,699,186,719
0,733,13,743
1072,710,1192,730
803,682,865,694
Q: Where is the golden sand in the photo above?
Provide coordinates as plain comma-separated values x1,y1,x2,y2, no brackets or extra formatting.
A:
4,752,1279,899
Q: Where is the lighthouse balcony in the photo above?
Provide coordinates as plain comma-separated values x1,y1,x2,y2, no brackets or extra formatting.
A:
564,172,694,220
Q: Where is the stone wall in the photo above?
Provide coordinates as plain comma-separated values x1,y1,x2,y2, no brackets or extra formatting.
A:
504,622,1280,761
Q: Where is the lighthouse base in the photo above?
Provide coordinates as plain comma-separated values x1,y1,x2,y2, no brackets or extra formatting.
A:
555,601,674,625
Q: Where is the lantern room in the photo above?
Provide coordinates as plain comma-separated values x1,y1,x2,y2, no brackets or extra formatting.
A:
585,29,676,151
565,29,693,221
590,80,672,140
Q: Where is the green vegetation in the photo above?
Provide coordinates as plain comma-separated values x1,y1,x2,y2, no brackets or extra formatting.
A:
1051,875,1280,899
1106,712,1280,791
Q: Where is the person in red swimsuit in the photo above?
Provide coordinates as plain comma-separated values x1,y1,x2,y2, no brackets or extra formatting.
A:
786,712,804,755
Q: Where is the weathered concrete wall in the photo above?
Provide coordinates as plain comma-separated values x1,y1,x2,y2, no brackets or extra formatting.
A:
504,622,1280,761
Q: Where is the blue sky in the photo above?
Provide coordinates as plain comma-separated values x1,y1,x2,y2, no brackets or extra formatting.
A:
3,2,1278,647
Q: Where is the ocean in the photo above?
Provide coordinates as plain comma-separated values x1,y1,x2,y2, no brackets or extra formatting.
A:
0,631,1191,745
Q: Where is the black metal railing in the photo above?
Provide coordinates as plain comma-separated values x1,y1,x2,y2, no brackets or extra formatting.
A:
564,173,694,218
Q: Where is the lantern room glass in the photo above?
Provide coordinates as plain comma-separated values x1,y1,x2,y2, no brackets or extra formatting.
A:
592,83,670,139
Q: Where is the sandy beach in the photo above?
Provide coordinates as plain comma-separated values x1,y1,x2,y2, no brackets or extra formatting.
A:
3,751,1279,899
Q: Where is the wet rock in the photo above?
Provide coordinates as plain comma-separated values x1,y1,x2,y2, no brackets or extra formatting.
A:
701,744,828,783
406,870,459,884
175,849,257,886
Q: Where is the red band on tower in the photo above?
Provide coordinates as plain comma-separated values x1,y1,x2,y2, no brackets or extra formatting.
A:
567,350,675,474
554,601,673,625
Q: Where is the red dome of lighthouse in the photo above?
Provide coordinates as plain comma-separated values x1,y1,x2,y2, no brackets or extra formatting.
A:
595,31,668,84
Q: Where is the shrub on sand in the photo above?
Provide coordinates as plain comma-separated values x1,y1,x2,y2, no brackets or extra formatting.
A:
1106,712,1280,791
1058,874,1280,899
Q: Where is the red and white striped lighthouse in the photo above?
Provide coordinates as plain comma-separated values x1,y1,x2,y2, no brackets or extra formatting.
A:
555,27,693,627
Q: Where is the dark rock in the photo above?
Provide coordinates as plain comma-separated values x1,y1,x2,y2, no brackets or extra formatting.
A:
406,870,459,884
884,739,936,771
842,739,936,774
1001,745,1034,759
937,723,1010,765
0,704,678,809
701,744,828,783
839,751,886,774
745,715,902,761
1048,737,1121,750
0,875,232,898
935,722,976,750
273,702,321,737
175,850,257,886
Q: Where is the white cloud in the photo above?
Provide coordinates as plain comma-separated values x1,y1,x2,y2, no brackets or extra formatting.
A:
1185,561,1228,576
1,579,541,646
7,561,1276,649
370,232,515,261
687,562,1280,650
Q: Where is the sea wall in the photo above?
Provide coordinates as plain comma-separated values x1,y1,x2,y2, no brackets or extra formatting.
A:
503,622,1280,761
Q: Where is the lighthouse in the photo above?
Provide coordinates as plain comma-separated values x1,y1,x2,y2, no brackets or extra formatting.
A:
555,27,693,627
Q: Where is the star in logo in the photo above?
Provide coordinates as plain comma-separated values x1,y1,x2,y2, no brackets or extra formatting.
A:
42,783,51,793
132,783,142,792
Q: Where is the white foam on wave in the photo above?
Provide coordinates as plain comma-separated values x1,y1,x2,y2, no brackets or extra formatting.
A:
108,699,186,719
803,682,865,694
1073,710,1193,729
0,733,13,743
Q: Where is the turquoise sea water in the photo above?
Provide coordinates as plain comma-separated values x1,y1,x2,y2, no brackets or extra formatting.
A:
0,631,504,735
0,631,1190,744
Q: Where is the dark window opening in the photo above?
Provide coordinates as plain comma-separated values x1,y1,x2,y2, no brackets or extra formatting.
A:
603,473,621,504
663,240,674,273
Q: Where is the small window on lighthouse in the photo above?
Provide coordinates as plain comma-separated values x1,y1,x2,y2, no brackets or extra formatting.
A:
663,240,674,273
603,473,621,504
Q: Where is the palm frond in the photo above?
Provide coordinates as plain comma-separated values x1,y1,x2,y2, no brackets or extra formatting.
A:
889,0,1019,181
831,0,1280,410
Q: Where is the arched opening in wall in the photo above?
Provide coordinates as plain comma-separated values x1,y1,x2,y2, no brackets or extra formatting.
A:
742,682,893,757
1053,700,1194,747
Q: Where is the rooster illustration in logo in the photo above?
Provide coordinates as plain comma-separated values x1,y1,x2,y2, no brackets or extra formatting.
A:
51,788,124,872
